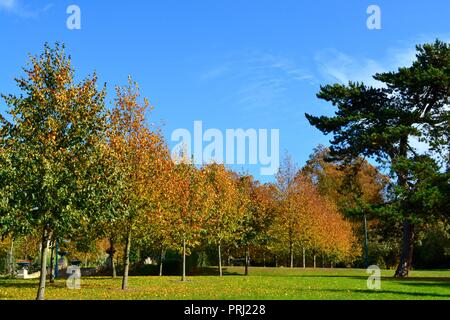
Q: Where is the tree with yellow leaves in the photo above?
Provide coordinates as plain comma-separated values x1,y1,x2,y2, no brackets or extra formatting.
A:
107,77,165,289
1,43,108,300
202,163,242,276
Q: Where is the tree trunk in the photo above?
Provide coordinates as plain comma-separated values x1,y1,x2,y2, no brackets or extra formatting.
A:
395,221,415,277
289,242,294,268
263,252,266,268
218,242,223,277
302,247,306,269
275,255,278,268
159,246,165,277
313,254,316,269
322,253,324,269
394,135,415,278
7,238,14,276
121,228,132,290
363,214,369,268
244,246,249,276
36,230,50,300
181,237,187,282
109,238,116,279
49,240,55,283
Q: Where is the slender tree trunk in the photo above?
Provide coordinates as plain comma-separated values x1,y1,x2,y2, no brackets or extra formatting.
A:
275,255,278,268
49,240,55,283
7,238,14,276
159,246,165,277
244,246,249,276
121,228,132,290
263,252,266,268
313,254,316,269
363,214,369,268
218,242,223,277
302,247,306,269
109,238,116,279
36,229,50,300
289,242,294,268
181,237,187,282
322,253,324,269
395,221,415,277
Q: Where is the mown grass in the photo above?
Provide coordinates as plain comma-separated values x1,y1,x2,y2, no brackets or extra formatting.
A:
0,267,449,300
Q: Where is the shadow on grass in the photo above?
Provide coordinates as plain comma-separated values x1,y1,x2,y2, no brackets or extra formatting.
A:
306,288,450,299
277,274,450,282
0,281,37,289
190,267,241,276
399,281,450,290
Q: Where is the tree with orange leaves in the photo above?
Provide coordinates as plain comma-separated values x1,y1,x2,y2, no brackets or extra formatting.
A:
202,163,241,276
107,77,165,289
158,155,208,281
272,152,359,268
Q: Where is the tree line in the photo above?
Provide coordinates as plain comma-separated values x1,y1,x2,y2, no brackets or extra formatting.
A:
0,41,449,300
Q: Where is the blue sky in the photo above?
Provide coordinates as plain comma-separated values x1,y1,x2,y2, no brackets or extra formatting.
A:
1,0,449,182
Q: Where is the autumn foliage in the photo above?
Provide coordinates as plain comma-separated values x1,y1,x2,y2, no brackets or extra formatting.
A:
0,43,380,300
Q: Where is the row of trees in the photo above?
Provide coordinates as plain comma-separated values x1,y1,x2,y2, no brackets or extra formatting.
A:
0,43,362,300
1,39,448,300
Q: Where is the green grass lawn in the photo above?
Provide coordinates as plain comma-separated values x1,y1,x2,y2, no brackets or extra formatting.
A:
1,267,449,300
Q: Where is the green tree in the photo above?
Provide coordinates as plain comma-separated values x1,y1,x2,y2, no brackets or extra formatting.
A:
306,40,450,277
1,43,108,298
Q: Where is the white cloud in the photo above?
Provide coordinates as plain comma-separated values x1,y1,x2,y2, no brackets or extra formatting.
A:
315,50,385,88
315,37,450,158
0,0,52,18
0,0,17,10
200,51,312,114
315,35,450,88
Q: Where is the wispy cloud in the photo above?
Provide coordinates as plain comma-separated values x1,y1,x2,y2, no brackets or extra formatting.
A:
315,35,450,88
314,50,385,88
0,0,52,18
314,35,450,156
0,0,15,10
200,51,313,115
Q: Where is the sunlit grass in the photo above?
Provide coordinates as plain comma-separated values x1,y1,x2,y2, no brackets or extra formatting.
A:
0,267,449,300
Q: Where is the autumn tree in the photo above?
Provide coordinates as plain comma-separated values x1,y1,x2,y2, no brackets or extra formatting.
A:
107,77,164,289
202,163,242,276
234,174,276,275
0,118,16,274
250,183,277,267
302,145,388,266
1,43,108,299
164,159,207,281
274,152,301,268
134,142,172,277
